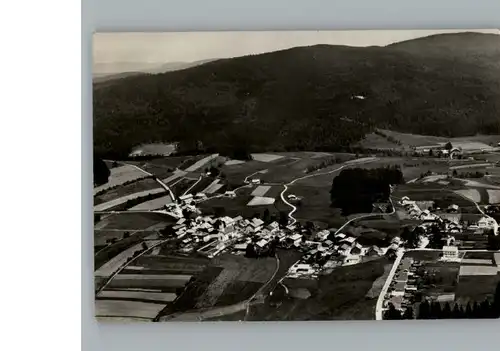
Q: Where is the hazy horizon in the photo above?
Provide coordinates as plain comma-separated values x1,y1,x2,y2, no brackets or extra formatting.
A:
93,29,499,75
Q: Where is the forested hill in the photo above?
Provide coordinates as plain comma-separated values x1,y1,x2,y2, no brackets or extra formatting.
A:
93,32,500,159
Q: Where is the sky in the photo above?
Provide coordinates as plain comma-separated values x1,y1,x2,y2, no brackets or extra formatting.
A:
93,29,499,74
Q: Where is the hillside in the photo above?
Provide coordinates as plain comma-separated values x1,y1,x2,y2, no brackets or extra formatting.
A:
93,33,500,159
93,59,218,85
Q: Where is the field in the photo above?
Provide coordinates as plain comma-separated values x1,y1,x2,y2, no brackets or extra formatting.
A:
155,253,279,319
127,194,173,211
393,184,481,214
201,179,223,194
251,185,271,197
95,299,167,320
455,274,500,304
198,187,289,219
378,130,500,150
247,196,276,206
95,239,163,278
94,212,173,231
251,153,284,163
97,290,178,303
94,164,148,195
94,178,161,205
183,154,219,172
94,188,166,211
454,189,482,203
355,132,403,150
245,258,389,321
129,143,176,157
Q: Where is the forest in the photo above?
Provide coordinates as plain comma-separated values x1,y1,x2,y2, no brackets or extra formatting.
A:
93,33,500,159
330,166,404,215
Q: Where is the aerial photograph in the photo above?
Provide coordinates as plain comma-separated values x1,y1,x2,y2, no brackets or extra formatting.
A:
93,29,500,322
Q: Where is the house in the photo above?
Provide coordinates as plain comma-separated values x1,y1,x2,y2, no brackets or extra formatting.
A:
391,282,406,296
442,245,459,260
388,296,403,310
224,190,236,198
391,237,402,245
251,217,264,229
195,192,207,200
335,233,346,240
341,236,356,244
267,221,279,231
256,239,268,249
339,243,351,254
395,272,409,283
233,243,248,251
343,255,361,266
366,245,383,257
478,216,497,231
448,204,459,213
179,193,194,203
290,233,302,242
350,243,363,255
176,218,186,225
316,230,330,241
251,179,261,185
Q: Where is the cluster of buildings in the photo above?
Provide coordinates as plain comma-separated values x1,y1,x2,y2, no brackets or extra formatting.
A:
384,257,419,312
400,195,498,244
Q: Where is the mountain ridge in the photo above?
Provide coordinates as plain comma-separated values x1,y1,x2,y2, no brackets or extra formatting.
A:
93,33,500,159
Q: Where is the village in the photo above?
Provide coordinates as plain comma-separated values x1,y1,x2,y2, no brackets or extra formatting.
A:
155,182,500,288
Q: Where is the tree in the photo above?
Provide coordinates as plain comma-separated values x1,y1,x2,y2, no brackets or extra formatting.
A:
452,169,458,177
452,303,463,319
444,141,453,151
245,243,257,258
93,156,111,186
263,209,271,224
418,301,430,319
214,206,226,218
384,303,402,320
123,232,130,239
279,212,289,228
487,230,500,250
429,149,434,157
493,282,500,318
472,301,482,318
430,301,442,319
403,306,414,319
479,299,492,319
441,302,452,319
465,301,474,318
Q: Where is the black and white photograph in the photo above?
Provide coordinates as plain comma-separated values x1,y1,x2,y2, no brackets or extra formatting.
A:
92,29,500,322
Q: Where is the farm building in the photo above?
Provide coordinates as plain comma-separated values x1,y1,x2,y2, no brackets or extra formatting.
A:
442,246,459,260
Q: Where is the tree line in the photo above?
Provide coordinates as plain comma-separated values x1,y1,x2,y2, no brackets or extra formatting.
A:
384,283,500,320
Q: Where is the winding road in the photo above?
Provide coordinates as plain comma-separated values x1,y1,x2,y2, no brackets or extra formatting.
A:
279,157,378,225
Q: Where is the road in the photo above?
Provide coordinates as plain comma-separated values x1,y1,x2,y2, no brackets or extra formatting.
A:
279,157,379,225
182,175,203,196
126,163,177,201
375,250,404,320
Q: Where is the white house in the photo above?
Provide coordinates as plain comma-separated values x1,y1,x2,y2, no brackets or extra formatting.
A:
478,216,498,234
343,255,361,266
442,246,459,260
251,179,261,185
179,193,194,203
224,190,236,198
